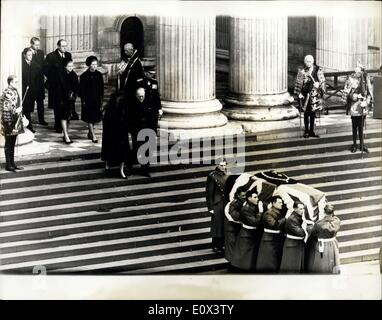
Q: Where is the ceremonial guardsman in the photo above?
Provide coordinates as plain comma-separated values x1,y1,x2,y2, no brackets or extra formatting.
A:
306,203,341,274
294,54,326,138
224,188,246,264
206,159,229,254
231,189,264,272
256,195,286,272
280,201,313,273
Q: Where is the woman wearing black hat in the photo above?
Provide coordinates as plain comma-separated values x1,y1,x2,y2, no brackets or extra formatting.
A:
79,56,104,143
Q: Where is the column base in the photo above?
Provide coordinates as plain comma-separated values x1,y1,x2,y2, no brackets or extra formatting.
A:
160,99,228,129
158,121,244,140
224,92,299,121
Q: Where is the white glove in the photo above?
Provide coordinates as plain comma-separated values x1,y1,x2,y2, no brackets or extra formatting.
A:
313,82,320,89
258,201,264,213
298,93,304,99
209,210,214,215
15,107,22,114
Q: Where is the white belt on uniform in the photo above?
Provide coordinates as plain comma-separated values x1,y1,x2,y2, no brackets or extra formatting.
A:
225,211,241,224
242,224,257,230
286,234,304,240
263,228,281,234
318,237,336,253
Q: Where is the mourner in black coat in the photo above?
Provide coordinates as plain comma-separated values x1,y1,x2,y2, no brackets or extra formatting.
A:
22,48,44,132
118,43,145,102
55,58,79,144
231,189,264,272
206,160,229,253
23,36,47,125
43,39,74,132
128,84,162,177
256,196,286,272
280,201,313,273
101,92,131,179
80,56,104,143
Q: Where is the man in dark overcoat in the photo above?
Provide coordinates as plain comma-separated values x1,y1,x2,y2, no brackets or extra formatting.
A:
43,39,73,132
206,159,229,254
128,83,162,177
22,48,44,133
231,188,264,272
23,37,47,125
256,195,286,272
280,201,313,273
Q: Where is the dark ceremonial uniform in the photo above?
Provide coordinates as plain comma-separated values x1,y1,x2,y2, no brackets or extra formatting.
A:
280,212,308,273
206,168,228,252
224,198,243,262
231,202,263,271
256,206,286,272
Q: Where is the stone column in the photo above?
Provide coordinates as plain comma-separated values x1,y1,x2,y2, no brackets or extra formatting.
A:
316,15,381,71
224,16,298,121
0,2,35,147
156,15,228,129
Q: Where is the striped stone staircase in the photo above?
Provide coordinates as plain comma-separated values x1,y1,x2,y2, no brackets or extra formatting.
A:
0,121,381,274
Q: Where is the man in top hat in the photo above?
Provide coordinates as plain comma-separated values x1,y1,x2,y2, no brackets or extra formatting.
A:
206,159,229,254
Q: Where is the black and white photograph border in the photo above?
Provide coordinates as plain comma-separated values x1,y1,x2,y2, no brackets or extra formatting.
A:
0,0,381,299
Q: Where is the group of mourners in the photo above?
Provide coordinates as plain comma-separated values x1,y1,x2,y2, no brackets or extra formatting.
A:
0,37,162,177
206,160,341,274
294,54,374,153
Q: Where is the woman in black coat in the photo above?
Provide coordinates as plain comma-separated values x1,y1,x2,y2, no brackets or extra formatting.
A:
101,92,131,179
80,56,104,143
58,58,79,144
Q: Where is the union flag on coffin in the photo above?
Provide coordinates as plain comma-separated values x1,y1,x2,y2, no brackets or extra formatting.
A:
225,170,327,222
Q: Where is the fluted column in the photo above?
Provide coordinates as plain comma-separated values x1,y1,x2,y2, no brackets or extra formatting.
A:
0,2,35,147
157,15,227,129
317,16,381,71
224,16,298,121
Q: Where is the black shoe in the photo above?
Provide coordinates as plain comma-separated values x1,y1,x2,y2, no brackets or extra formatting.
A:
55,128,63,133
140,166,151,177
39,120,48,126
309,132,320,138
13,165,24,170
303,133,309,138
361,145,369,153
5,165,16,172
71,112,79,121
350,145,357,153
63,136,73,144
88,132,98,143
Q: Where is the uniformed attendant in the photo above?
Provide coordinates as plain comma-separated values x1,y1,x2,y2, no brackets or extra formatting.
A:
294,55,326,138
206,159,229,254
306,203,341,274
224,188,246,264
256,195,286,272
280,201,313,273
231,189,264,272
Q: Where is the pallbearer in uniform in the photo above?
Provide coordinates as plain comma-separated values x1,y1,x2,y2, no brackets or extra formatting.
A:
306,203,341,274
206,159,228,254
231,189,264,272
280,201,312,273
256,196,286,272
224,188,246,264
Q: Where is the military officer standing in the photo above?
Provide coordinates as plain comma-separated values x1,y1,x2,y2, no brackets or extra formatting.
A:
206,159,229,254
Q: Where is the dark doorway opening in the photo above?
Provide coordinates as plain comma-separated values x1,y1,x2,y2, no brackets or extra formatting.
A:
120,17,144,60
